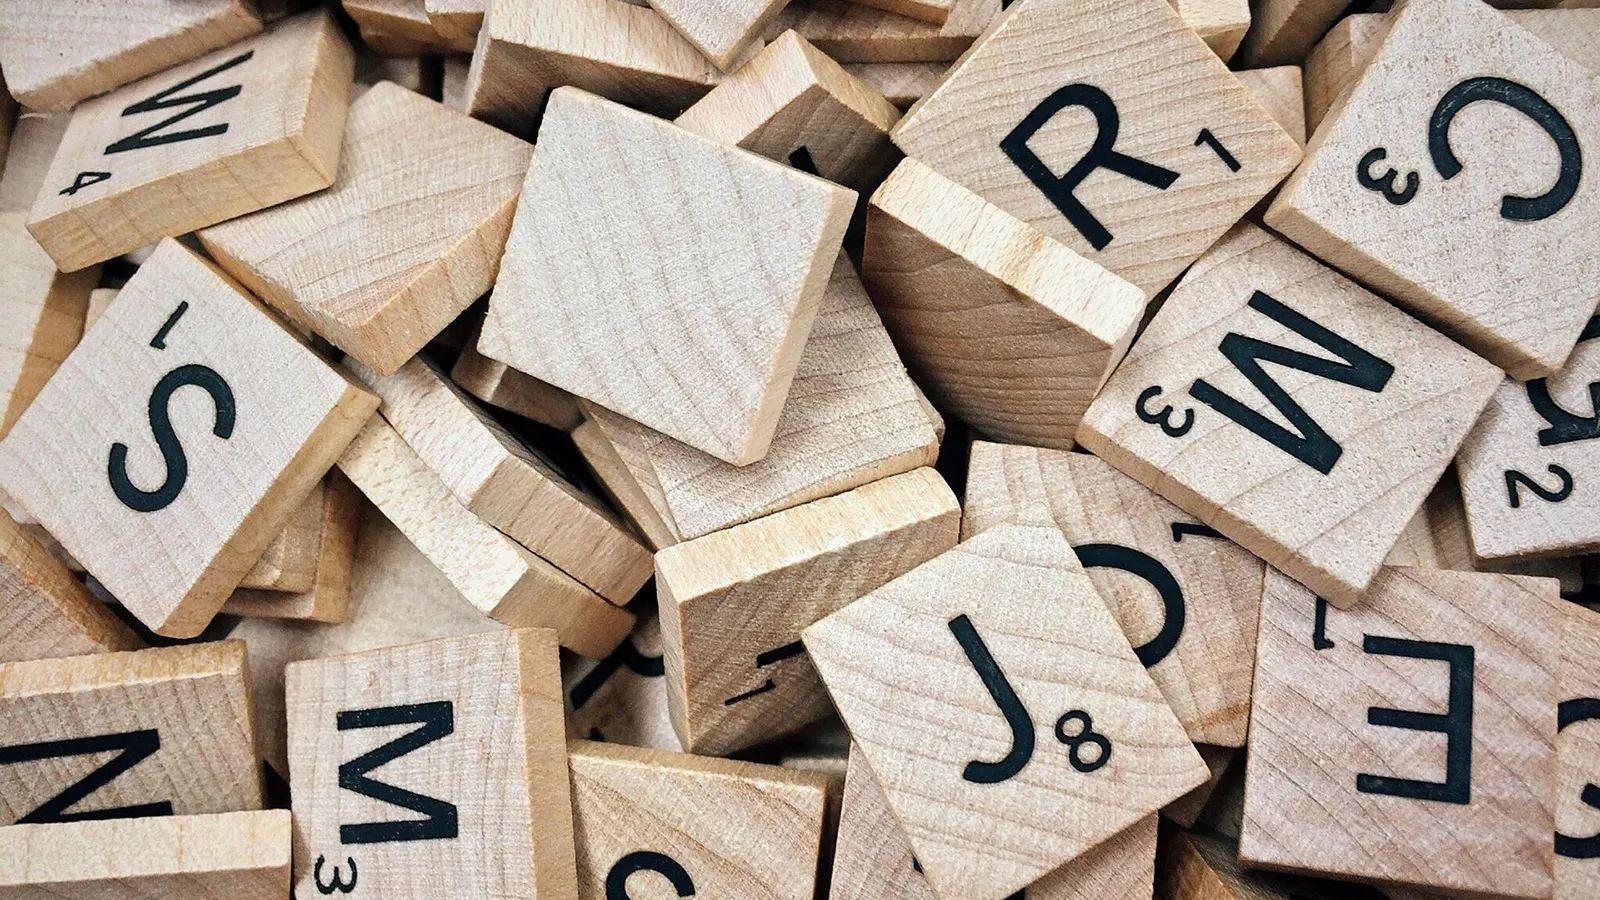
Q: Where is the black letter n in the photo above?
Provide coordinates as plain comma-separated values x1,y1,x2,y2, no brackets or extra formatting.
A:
104,50,253,155
337,701,459,844
1356,636,1474,805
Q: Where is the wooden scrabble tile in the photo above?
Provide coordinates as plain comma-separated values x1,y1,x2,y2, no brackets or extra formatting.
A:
26,11,355,274
480,88,854,467
451,320,583,431
675,32,902,196
656,467,960,756
359,27,441,57
768,0,999,63
345,0,463,52
1234,66,1305,147
0,641,261,825
223,472,360,623
565,610,682,750
1159,830,1383,900
426,0,485,47
235,476,329,595
571,419,683,552
463,0,722,137
198,83,530,375
0,809,291,900
0,1,264,112
1240,567,1561,898
336,416,634,657
84,287,118,332
572,254,940,543
890,0,1302,299
0,508,141,663
286,629,576,900
648,0,789,70
841,61,945,109
963,442,1265,747
1302,15,1386,136
568,740,829,900
830,744,1159,900
1078,224,1502,607
442,55,471,111
0,213,95,438
1162,744,1237,828
1558,601,1600,900
1266,0,1600,380
349,356,651,603
864,158,1145,449
1235,0,1346,68
803,524,1207,900
0,112,69,213
1194,750,1246,841
0,239,379,637
1172,0,1251,61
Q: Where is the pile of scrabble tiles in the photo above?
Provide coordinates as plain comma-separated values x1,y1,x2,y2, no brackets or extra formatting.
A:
0,0,1596,897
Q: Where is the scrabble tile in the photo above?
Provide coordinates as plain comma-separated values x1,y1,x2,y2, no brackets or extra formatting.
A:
349,356,651,604
1235,67,1306,147
1162,744,1237,828
85,287,118,332
233,502,502,777
0,641,262,826
426,0,485,47
1171,0,1251,61
1077,224,1502,607
353,52,435,97
223,472,361,623
359,27,440,57
863,158,1145,449
675,32,902,196
442,55,471,111
572,254,941,543
0,239,379,637
480,88,854,467
841,61,946,109
890,0,1302,298
1194,751,1246,840
234,476,331,595
1240,567,1561,898
963,442,1265,747
451,320,583,432
199,83,530,376
0,508,141,663
0,809,291,900
570,419,683,552
286,629,577,900
1159,830,1386,900
1266,0,1600,380
1235,0,1347,68
463,0,722,137
649,0,790,69
0,0,263,112
568,740,829,900
829,743,1159,900
803,524,1207,900
336,416,634,657
564,610,682,750
656,467,960,756
0,112,69,213
26,11,355,274
345,0,462,52
1302,15,1386,135
1558,601,1600,900
768,0,999,63
0,213,95,438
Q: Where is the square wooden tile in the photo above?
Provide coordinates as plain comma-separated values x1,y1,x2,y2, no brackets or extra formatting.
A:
1557,601,1600,900
564,610,682,751
0,506,141,663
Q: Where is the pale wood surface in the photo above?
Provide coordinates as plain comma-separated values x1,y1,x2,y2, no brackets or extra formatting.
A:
767,0,1000,63
892,0,1301,299
804,524,1207,900
656,467,959,756
452,320,584,431
236,475,326,595
480,87,854,466
845,0,954,24
1265,0,1600,380
426,0,486,46
0,641,262,825
564,610,682,750
0,113,70,213
841,62,945,109
864,158,1145,449
1158,830,1364,900
442,54,471,111
336,416,634,657
0,810,290,900
1162,744,1236,828
286,629,577,900
649,0,792,69
84,287,118,333
1078,224,1502,607
0,0,263,112
0,239,379,637
1302,15,1388,136
569,740,829,900
0,212,95,439
571,419,683,552
1234,67,1305,147
1235,0,1346,67
1241,567,1561,898
349,355,650,603
574,254,940,543
1558,601,1600,900
345,0,461,52
0,507,141,663
27,11,354,273
199,81,532,376
223,472,360,622
1172,0,1251,61
963,442,1264,747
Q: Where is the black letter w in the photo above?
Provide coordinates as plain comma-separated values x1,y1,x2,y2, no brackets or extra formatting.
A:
0,730,172,823
1190,291,1394,475
337,702,459,844
105,50,253,155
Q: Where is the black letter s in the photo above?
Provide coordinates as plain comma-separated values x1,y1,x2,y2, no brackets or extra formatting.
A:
109,364,236,512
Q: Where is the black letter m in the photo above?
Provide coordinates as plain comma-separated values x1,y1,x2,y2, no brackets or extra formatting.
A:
337,701,459,844
0,730,172,823
105,50,253,155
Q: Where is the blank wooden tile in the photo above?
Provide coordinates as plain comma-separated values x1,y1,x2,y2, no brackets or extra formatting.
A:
656,467,960,756
841,61,945,109
199,82,529,375
864,158,1145,449
0,508,141,663
571,419,683,553
1162,744,1237,828
1078,224,1502,607
1302,15,1386,136
1171,0,1251,61
350,356,651,603
768,0,999,63
565,610,682,751
676,31,902,196
1241,567,1561,898
963,442,1264,747
1159,830,1376,900
0,213,95,438
0,809,290,900
649,0,790,70
0,0,263,112
0,239,379,637
0,641,261,826
235,477,329,595
27,11,354,274
891,0,1301,299
0,112,69,213
426,0,485,47
573,254,940,543
287,629,576,900
847,0,955,24
345,0,462,52
804,524,1207,900
569,740,829,900
1266,0,1600,379
1558,601,1600,900
480,88,854,466
452,320,583,431
1234,67,1305,147
223,472,361,623
336,416,633,657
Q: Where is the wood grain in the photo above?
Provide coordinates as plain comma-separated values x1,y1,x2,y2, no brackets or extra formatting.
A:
564,609,683,751
0,507,141,663
649,0,792,70
1172,0,1251,61
1162,744,1237,828
1158,830,1373,900
766,0,1000,63
0,212,95,439
1558,601,1600,900
1234,67,1305,147
452,319,584,432
223,472,361,623
0,112,69,213
841,62,946,109
426,0,485,46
